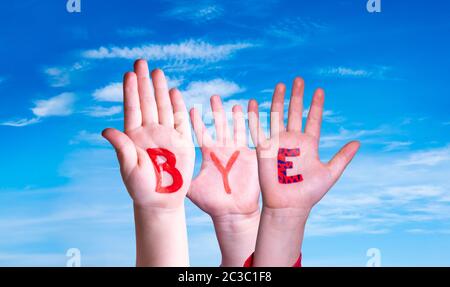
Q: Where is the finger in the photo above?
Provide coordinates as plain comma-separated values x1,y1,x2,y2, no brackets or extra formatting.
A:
151,69,174,127
169,88,191,137
189,108,214,148
248,99,267,147
270,83,286,136
123,72,142,131
327,141,360,183
232,104,247,147
134,59,158,124
287,77,304,132
210,95,231,145
102,128,138,174
305,88,325,141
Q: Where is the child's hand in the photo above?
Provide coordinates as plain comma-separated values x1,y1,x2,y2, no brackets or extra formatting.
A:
102,60,195,209
249,78,359,266
189,95,260,217
102,60,194,266
188,96,260,266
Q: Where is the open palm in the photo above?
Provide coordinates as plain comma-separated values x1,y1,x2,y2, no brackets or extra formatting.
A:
248,78,360,213
188,96,260,217
102,60,194,209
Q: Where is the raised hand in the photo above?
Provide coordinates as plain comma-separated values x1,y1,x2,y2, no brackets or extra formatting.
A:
102,59,195,266
102,60,194,209
248,77,360,266
188,95,260,266
189,95,260,217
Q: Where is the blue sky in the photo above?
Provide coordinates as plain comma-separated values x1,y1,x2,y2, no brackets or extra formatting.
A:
0,0,449,266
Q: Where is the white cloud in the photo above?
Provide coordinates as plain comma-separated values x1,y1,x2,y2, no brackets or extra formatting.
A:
181,79,245,114
32,92,75,117
220,98,249,113
83,40,252,62
85,106,122,117
44,62,88,87
383,185,444,202
1,93,76,127
320,127,384,148
182,78,244,104
93,77,183,103
317,66,392,79
383,141,413,152
165,2,223,23
267,17,328,44
0,147,221,266
306,144,450,236
1,117,40,127
256,100,346,126
306,223,369,236
70,130,107,146
301,108,345,124
93,82,123,102
396,145,450,166
318,67,371,78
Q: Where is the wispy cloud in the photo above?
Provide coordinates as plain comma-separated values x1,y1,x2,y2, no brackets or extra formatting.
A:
318,67,371,77
307,145,450,236
320,127,384,148
317,66,392,79
1,93,76,127
84,106,122,117
0,147,220,266
396,145,450,166
164,1,223,23
83,40,252,62
44,62,88,87
383,141,413,152
70,130,106,146
0,117,40,127
304,109,345,124
267,17,328,44
258,100,346,124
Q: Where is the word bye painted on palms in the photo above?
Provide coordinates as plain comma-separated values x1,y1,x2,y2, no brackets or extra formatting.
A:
277,148,303,184
146,148,183,193
210,150,240,194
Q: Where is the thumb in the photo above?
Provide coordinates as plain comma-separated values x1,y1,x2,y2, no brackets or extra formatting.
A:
102,128,137,173
327,141,360,183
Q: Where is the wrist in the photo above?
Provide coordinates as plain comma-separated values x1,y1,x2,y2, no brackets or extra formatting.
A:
260,206,310,229
211,210,261,267
252,207,308,267
211,210,261,234
133,203,186,217
133,204,189,266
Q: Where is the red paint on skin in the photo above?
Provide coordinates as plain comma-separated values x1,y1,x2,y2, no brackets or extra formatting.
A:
277,148,303,184
147,148,183,193
210,150,240,194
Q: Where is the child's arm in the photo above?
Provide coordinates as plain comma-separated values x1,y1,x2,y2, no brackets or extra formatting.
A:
188,96,261,266
102,60,195,266
248,78,360,266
